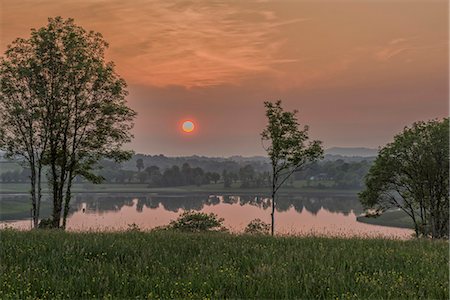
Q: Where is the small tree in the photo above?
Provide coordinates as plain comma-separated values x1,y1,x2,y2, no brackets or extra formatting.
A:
359,118,449,239
168,211,227,232
261,100,323,235
136,158,144,172
244,218,270,235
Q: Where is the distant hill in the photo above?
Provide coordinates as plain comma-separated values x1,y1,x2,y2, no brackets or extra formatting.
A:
325,147,378,157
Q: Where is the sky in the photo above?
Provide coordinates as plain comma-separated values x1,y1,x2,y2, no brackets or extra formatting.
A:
1,0,448,156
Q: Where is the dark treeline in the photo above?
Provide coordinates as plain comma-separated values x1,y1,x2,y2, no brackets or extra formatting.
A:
1,157,373,190
294,159,372,189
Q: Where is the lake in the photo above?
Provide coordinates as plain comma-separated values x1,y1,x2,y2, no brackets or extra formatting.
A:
0,192,413,238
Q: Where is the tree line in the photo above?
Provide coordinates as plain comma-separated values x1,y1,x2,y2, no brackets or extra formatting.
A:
1,158,373,190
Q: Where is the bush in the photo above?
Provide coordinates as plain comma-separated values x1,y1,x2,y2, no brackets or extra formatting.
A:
127,223,141,232
168,211,227,232
244,218,270,235
38,218,54,229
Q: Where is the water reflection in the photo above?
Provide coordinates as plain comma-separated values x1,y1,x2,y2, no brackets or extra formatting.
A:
0,193,412,238
67,193,365,216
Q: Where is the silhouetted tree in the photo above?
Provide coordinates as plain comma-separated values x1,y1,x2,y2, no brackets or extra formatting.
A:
1,17,136,228
136,158,144,172
261,100,323,235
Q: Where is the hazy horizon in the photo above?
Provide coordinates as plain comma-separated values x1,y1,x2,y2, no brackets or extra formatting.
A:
2,0,448,156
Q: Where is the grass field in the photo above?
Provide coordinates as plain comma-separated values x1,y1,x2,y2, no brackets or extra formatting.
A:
0,230,447,299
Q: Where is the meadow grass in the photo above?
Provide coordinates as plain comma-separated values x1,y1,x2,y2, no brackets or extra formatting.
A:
0,230,447,299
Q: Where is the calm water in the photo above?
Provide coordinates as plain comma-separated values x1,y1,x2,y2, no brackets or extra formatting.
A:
0,192,412,238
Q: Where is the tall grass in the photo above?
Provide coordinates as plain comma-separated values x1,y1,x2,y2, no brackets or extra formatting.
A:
0,230,447,299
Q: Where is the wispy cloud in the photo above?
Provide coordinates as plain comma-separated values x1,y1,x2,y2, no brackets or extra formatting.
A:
86,1,306,88
374,37,446,62
1,0,307,88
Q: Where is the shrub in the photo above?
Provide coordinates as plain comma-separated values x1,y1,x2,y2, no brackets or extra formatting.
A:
127,223,141,232
38,218,54,229
244,218,270,235
168,211,227,232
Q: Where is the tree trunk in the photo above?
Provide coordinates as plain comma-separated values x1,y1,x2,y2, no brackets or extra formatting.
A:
62,171,73,229
52,191,62,228
271,191,275,236
29,166,37,228
51,165,62,228
36,163,43,228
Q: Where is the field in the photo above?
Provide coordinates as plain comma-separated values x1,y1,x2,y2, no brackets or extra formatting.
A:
0,230,447,299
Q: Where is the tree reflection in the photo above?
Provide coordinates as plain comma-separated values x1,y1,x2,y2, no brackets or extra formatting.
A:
0,192,363,222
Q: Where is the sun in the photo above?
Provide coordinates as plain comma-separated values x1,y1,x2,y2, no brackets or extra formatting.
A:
182,120,195,133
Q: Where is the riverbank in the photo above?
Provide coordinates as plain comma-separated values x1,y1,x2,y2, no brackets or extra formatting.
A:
0,230,447,299
357,209,414,229
0,182,359,195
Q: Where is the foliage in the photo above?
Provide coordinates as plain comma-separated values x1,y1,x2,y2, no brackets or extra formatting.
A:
0,230,448,299
126,223,141,232
37,218,54,229
261,100,323,234
359,118,449,239
168,210,227,232
244,218,270,235
0,17,136,229
136,158,144,172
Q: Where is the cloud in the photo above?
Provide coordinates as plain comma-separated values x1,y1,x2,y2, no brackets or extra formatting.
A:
374,37,447,62
1,0,308,88
86,1,306,88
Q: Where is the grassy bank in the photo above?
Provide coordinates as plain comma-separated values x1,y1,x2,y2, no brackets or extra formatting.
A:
0,230,447,299
357,209,414,229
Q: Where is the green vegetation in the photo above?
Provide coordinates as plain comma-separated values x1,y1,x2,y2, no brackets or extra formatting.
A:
166,211,227,232
244,218,271,235
0,230,447,299
261,100,323,235
360,118,449,238
0,17,136,229
357,210,414,229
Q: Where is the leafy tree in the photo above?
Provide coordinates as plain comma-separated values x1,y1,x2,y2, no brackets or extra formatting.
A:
163,165,183,186
0,33,50,227
261,100,323,235
206,172,220,184
222,170,232,188
137,171,148,183
181,162,191,184
136,158,144,172
359,118,449,239
0,17,136,229
244,218,270,235
239,164,255,188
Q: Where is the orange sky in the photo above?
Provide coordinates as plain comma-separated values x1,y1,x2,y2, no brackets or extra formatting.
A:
1,0,448,156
